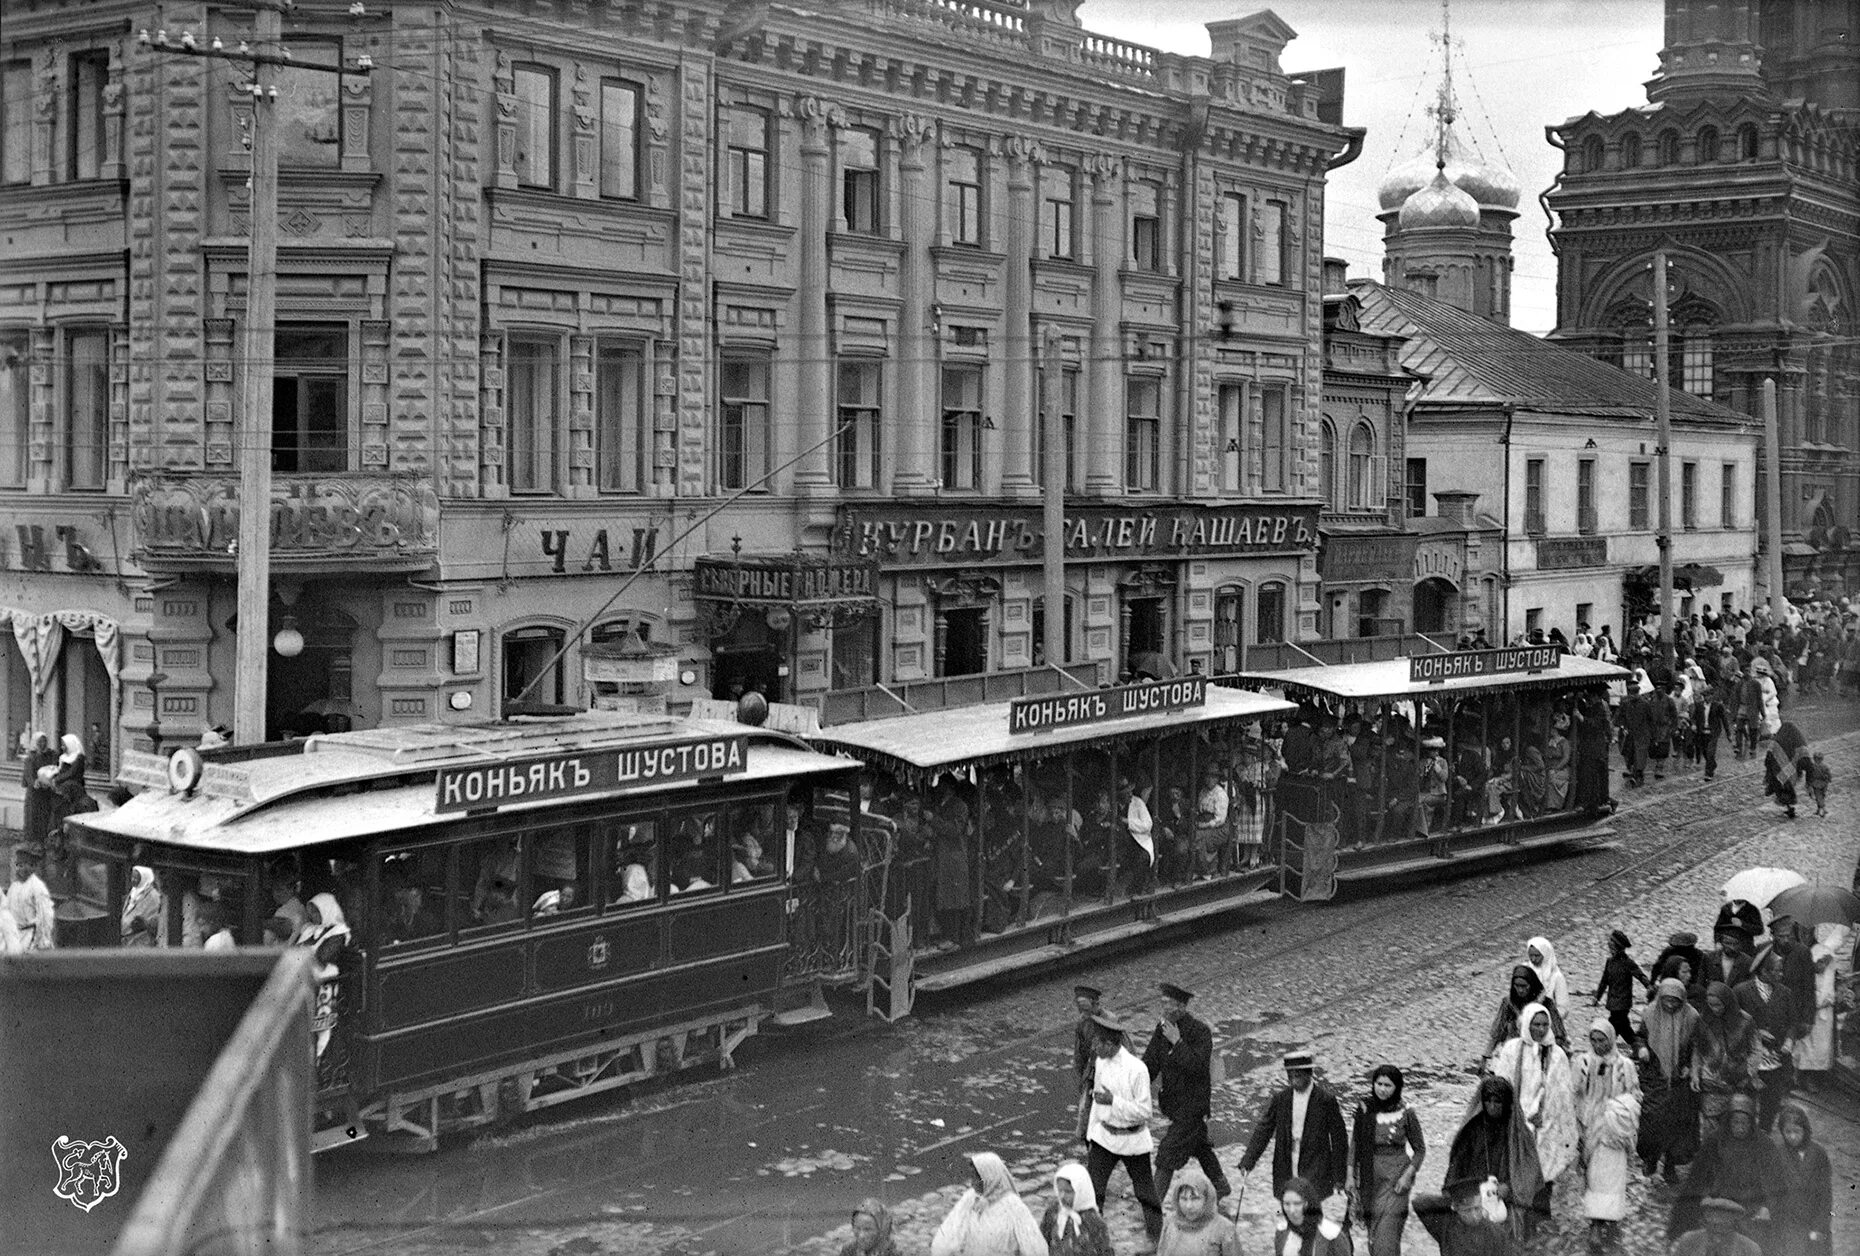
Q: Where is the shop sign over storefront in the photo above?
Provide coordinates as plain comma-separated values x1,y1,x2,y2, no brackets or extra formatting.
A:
693,553,877,605
1009,675,1208,734
1536,537,1608,570
1408,645,1559,685
838,503,1319,567
130,473,440,571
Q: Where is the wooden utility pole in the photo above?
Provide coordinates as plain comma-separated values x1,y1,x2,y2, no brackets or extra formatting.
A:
143,8,368,743
1763,378,1784,620
1653,251,1674,648
1039,327,1065,668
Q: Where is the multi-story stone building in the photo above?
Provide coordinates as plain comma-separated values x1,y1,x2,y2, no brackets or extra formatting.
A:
1544,0,1860,602
0,0,1358,800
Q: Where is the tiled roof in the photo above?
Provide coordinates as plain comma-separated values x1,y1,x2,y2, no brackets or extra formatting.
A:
1349,280,1755,426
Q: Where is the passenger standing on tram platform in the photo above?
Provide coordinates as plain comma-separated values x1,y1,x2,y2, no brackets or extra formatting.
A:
932,791,974,945
1143,982,1231,1211
1377,731,1418,845
1316,718,1358,847
1572,692,1615,816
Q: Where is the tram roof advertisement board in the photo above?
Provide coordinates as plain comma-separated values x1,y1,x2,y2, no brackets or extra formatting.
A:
1008,676,1208,735
1408,645,1560,685
435,735,749,812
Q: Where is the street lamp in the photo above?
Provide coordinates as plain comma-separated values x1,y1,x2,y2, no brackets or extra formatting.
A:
146,670,169,756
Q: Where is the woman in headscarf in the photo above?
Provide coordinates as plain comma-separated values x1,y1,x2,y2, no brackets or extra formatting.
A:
297,892,353,1082
1270,1176,1351,1256
1155,1163,1240,1256
839,1198,900,1256
1350,1064,1425,1256
1793,923,1850,1081
1523,937,1570,1012
1413,1076,1544,1256
1039,1162,1111,1256
1572,1017,1641,1247
20,731,57,846
49,732,90,825
930,1151,1049,1256
1771,1105,1832,1256
1636,977,1701,1182
120,865,162,947
1486,965,1570,1057
1488,1003,1579,1212
1669,1093,1784,1245
1649,932,1706,1001
1692,980,1758,1146
1763,720,1809,819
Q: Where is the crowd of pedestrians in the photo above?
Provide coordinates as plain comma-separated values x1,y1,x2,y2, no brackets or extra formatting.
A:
900,888,1853,1256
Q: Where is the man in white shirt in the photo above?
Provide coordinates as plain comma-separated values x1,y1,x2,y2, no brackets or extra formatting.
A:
1085,1012,1164,1242
7,847,57,950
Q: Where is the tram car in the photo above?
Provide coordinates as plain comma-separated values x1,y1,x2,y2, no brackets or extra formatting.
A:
62,711,860,1152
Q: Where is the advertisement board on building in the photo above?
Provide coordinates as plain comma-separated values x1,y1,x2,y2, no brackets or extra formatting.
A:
838,503,1320,568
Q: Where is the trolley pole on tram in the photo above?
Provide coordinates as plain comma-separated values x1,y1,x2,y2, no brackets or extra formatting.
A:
142,5,369,744
1652,250,1674,648
1039,327,1066,668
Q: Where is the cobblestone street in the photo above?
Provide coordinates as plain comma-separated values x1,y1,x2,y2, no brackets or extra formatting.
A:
309,699,1860,1256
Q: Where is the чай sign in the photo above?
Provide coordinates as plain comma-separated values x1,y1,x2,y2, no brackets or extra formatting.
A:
435,735,748,812
1009,676,1208,734
1408,646,1560,685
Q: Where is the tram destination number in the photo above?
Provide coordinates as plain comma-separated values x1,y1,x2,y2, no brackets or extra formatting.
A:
434,735,748,813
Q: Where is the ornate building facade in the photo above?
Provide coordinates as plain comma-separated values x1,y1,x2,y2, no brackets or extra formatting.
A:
0,0,1358,807
1545,0,1860,601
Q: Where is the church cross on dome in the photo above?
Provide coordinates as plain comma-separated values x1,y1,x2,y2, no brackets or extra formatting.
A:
1425,0,1460,171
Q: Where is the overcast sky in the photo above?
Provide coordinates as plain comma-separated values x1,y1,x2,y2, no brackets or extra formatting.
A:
1078,0,1666,333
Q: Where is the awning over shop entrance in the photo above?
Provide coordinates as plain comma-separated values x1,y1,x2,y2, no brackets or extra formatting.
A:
813,684,1293,785
1623,563,1725,589
1234,652,1629,703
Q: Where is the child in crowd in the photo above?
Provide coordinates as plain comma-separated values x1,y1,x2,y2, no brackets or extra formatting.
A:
1806,752,1833,817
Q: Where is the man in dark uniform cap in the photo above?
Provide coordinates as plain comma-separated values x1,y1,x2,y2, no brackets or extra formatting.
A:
1141,982,1230,1211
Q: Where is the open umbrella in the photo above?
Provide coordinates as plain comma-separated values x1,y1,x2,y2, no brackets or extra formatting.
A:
1766,883,1860,930
1721,866,1806,906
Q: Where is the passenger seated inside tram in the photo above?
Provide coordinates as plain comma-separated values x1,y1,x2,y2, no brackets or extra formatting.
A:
615,863,654,903
477,877,522,925
385,875,444,942
470,838,521,919
532,884,578,915
670,817,718,893
200,898,236,951
732,820,777,882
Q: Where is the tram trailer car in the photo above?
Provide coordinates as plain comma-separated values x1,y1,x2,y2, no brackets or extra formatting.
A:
63,712,860,1152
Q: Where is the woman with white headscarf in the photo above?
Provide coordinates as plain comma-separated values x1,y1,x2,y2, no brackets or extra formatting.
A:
1524,936,1570,1012
297,892,352,1065
1489,1002,1579,1210
931,1151,1049,1256
1573,1017,1641,1243
1039,1162,1111,1256
121,866,162,947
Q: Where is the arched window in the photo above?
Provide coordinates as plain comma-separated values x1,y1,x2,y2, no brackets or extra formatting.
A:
1658,129,1681,165
1348,424,1377,509
1673,297,1718,396
1696,126,1720,163
1621,132,1642,168
1581,135,1605,173
1319,421,1338,510
1737,124,1759,160
1607,299,1653,378
1213,586,1244,674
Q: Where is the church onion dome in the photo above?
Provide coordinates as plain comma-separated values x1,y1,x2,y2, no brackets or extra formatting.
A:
1397,170,1481,229
1378,150,1520,212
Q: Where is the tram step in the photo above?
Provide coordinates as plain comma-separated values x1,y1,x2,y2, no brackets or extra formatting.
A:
771,983,834,1027
1334,824,1617,885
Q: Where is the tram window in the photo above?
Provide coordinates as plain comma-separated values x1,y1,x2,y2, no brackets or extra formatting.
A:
72,855,111,910
533,823,594,917
730,802,780,885
461,836,525,931
667,810,724,896
607,819,660,907
381,849,448,946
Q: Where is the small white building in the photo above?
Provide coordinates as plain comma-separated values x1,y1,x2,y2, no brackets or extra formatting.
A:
1353,279,1760,642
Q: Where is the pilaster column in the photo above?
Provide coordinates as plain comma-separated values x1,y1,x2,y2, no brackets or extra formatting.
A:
891,114,938,495
794,96,840,493
1086,155,1124,495
1000,138,1041,496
